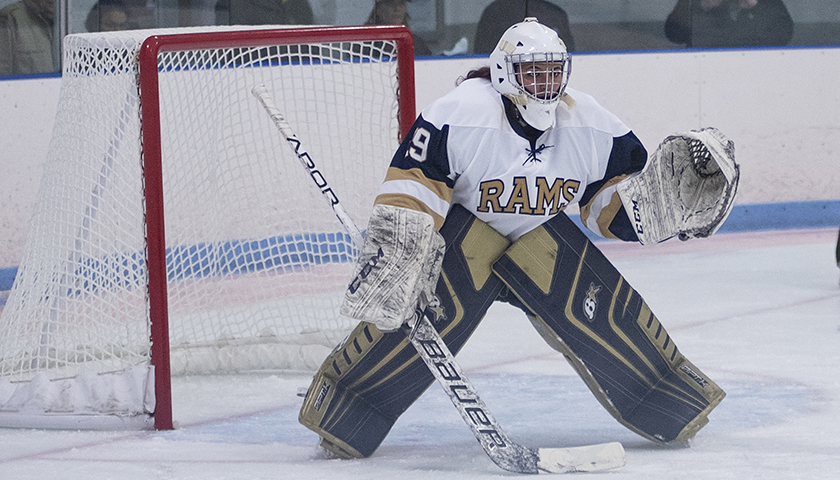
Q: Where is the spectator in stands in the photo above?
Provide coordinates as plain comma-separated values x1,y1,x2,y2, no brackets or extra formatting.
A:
0,0,57,76
85,0,134,32
473,0,575,54
215,0,313,26
365,0,431,56
665,0,793,48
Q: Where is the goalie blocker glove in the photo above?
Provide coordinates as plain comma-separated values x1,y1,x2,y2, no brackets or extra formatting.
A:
341,205,445,332
617,127,739,245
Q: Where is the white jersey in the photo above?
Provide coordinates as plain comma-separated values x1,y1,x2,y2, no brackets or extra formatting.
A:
375,78,647,242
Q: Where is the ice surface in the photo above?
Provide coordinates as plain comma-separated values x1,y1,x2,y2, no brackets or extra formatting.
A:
1,228,838,479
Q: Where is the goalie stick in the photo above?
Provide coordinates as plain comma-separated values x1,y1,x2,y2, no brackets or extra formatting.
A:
251,84,626,474
251,85,364,249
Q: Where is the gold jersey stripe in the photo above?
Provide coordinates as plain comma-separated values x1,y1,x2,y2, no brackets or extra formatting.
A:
375,193,446,230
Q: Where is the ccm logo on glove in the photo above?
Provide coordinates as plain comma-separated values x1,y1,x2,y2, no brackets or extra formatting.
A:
348,247,385,293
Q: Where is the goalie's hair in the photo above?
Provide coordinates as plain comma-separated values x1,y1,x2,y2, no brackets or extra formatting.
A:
457,66,491,86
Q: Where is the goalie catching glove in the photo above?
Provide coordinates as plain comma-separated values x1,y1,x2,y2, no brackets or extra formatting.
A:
617,127,739,245
341,205,445,332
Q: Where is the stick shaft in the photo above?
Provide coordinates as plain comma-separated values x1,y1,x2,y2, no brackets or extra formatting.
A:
251,84,364,248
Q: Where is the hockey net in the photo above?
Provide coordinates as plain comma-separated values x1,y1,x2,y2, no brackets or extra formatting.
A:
0,25,414,429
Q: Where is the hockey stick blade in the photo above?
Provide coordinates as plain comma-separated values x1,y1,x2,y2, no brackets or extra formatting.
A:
253,84,625,474
405,312,625,474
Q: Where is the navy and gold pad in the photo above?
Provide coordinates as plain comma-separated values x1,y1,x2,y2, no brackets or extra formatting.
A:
298,204,511,458
492,212,725,444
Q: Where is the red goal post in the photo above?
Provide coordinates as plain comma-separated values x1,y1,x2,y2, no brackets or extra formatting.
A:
0,25,415,431
140,26,415,430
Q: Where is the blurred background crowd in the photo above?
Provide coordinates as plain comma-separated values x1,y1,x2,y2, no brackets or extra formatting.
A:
1,0,837,77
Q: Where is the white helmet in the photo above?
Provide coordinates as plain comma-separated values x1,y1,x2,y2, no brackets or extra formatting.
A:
489,17,571,130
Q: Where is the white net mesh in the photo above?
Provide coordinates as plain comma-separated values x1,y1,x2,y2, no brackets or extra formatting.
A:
0,27,404,421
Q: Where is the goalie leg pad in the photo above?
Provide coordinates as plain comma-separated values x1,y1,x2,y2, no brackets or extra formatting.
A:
299,204,510,457
492,212,725,444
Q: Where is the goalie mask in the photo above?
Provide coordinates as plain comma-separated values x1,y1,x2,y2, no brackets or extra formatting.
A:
489,17,571,131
